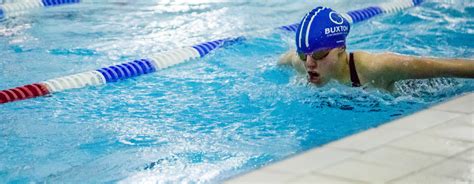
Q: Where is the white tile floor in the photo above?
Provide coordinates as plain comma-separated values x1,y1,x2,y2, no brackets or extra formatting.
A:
388,134,474,157
226,93,474,184
286,174,367,184
264,147,359,174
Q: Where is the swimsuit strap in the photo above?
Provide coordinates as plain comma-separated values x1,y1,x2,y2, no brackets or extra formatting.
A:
349,52,361,87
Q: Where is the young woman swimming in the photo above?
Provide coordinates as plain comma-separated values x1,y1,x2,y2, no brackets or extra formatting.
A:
279,6,474,91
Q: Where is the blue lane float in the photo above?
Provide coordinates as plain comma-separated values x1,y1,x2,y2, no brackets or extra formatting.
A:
346,7,384,23
278,23,299,32
413,0,423,6
0,0,80,19
0,0,424,104
97,59,156,83
41,0,80,7
192,37,245,57
192,39,230,58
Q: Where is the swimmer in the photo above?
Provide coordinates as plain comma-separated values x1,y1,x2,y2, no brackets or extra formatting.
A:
278,6,474,91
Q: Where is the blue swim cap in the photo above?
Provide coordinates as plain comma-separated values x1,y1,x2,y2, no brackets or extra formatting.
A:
296,7,350,54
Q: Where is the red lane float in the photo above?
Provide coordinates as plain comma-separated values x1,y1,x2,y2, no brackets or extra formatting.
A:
0,83,50,104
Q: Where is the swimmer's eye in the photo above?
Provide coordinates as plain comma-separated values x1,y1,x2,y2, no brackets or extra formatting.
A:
297,51,307,61
297,50,330,61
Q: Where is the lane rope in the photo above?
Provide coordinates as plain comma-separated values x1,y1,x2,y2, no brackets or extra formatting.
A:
0,0,424,104
0,0,80,18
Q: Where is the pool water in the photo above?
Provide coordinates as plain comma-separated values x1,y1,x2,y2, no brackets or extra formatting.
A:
0,0,473,183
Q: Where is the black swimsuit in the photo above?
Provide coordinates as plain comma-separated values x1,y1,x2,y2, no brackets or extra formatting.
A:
349,52,361,87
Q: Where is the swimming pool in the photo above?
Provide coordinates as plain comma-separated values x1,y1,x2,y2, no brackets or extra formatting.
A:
1,0,473,183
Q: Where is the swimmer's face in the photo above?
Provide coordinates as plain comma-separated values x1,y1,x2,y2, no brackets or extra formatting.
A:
303,48,341,86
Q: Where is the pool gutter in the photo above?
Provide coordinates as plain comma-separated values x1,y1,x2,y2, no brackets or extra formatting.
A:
226,92,473,183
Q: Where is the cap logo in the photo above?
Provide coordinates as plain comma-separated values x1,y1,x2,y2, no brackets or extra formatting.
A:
329,12,344,25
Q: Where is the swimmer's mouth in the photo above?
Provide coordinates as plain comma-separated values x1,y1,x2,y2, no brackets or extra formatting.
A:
307,71,321,83
307,71,319,77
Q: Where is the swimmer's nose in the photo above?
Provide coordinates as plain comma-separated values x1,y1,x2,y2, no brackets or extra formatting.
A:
305,57,317,70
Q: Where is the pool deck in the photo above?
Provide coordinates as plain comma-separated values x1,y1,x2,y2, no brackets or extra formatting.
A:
226,92,473,184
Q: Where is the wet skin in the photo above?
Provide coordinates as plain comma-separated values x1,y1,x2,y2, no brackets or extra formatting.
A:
278,48,474,91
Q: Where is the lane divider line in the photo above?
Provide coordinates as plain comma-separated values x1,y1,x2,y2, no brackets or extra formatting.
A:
0,0,424,104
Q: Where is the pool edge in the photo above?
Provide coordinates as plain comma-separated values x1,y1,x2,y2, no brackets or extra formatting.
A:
225,92,473,183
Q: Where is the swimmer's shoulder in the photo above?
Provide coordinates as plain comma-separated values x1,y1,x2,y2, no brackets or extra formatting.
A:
351,51,384,71
352,51,401,62
352,51,401,88
353,51,409,70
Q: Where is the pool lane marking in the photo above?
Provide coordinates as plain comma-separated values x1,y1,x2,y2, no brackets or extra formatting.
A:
0,0,424,104
0,0,80,19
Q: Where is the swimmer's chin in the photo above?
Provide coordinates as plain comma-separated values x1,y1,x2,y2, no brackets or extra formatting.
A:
307,77,328,87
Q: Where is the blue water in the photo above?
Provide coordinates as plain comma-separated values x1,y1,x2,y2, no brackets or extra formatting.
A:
0,0,473,183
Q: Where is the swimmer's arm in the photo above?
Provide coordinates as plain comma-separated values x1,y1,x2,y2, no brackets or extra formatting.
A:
278,50,295,65
380,53,474,82
278,50,306,74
